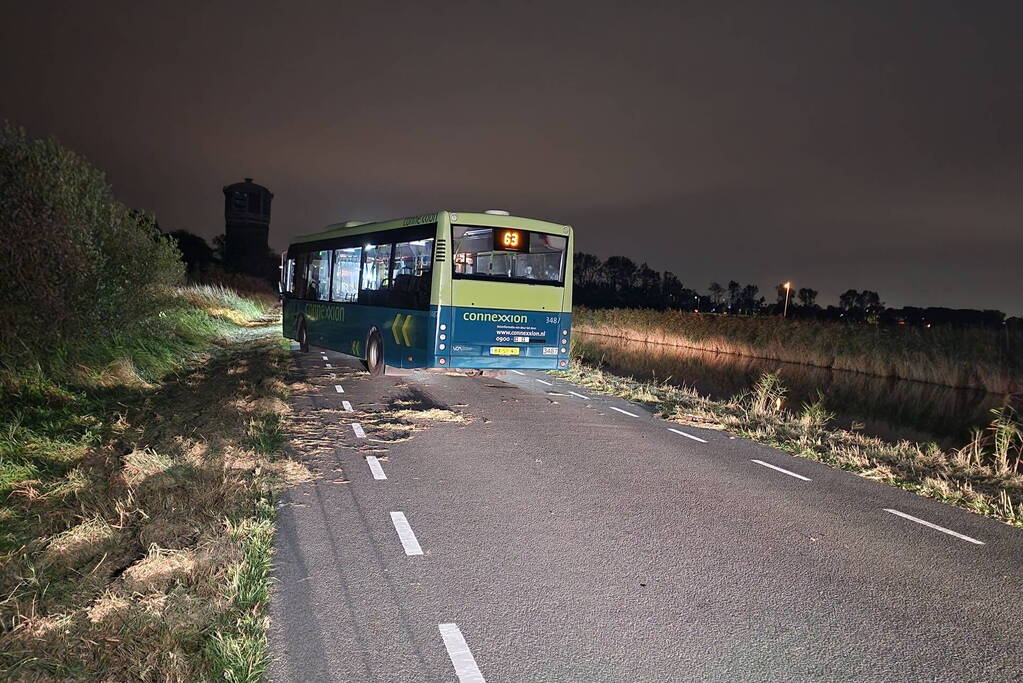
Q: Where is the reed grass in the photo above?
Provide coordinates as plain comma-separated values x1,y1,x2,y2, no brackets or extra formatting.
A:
574,307,1022,394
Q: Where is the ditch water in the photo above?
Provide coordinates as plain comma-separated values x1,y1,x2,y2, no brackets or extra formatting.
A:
574,331,1015,448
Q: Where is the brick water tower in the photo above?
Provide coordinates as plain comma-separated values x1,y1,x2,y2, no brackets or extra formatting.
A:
222,177,273,276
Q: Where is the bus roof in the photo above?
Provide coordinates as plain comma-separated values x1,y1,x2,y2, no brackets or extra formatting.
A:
289,211,572,246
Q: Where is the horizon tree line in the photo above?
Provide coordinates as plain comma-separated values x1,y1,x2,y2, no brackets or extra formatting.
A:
573,252,1011,328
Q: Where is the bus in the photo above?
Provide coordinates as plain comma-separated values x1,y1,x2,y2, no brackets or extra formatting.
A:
281,210,574,374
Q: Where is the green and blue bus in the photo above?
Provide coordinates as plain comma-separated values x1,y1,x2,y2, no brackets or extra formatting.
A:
281,210,574,374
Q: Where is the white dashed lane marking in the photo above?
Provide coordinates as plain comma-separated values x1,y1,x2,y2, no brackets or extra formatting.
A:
609,406,639,418
390,512,424,555
366,456,386,480
751,459,811,481
351,423,366,438
884,508,984,545
536,379,553,386
568,390,590,400
439,623,486,682
341,400,353,412
321,355,328,361
510,369,526,375
334,384,344,393
668,427,707,443
325,363,333,368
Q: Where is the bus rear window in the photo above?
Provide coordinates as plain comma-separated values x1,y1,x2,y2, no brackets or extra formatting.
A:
452,226,566,285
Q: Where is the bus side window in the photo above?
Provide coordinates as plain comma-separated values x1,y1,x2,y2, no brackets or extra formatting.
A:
331,247,362,302
392,239,434,310
308,250,331,301
293,253,310,299
359,244,393,306
283,258,295,294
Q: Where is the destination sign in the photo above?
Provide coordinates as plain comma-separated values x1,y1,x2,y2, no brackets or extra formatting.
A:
493,228,529,253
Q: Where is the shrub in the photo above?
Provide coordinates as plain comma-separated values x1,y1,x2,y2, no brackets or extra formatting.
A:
0,122,184,370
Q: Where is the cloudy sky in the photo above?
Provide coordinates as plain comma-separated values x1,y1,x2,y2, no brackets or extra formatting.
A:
3,0,1020,312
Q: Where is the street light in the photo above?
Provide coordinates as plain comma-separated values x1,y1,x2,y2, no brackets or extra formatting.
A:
783,281,792,318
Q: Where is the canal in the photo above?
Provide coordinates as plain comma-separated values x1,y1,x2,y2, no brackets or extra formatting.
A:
574,331,1014,448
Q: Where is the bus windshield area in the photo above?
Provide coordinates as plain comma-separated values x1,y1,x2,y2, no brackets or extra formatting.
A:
452,226,567,285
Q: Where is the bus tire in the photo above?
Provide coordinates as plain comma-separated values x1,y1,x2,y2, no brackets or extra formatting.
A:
298,319,310,353
365,331,384,376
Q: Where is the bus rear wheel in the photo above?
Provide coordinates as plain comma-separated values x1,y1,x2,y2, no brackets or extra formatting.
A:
298,320,310,353
365,331,384,376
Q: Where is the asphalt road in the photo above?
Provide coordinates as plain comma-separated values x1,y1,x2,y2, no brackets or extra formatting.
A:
269,347,1023,682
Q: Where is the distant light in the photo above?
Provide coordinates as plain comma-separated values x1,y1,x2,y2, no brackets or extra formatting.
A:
784,281,791,289
485,209,510,215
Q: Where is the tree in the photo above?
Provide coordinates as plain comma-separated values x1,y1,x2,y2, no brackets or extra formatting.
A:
738,284,760,315
858,290,884,313
776,283,790,305
858,290,885,323
605,256,638,293
637,263,660,292
212,234,227,262
797,287,818,308
168,230,216,272
727,280,741,310
573,252,602,286
839,289,860,311
708,282,724,308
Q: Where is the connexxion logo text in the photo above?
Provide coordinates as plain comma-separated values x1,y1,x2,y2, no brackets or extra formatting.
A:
462,312,529,323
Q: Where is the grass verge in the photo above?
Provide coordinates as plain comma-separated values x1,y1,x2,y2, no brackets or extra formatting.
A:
0,286,308,680
555,361,1023,528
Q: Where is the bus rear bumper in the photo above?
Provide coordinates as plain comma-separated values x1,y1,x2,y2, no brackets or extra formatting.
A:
444,357,567,370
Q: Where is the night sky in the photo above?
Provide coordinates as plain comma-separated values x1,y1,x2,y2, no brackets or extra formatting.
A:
3,1,1020,313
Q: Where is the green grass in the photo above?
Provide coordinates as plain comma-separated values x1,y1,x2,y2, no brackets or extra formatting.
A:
246,413,287,457
0,285,305,680
206,499,276,683
555,361,1023,528
574,307,1022,394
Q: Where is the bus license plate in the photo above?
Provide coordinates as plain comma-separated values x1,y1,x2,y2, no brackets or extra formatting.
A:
489,346,520,356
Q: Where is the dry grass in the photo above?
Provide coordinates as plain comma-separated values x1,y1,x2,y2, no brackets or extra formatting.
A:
0,325,306,680
574,307,1022,394
176,284,277,327
555,363,1023,528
